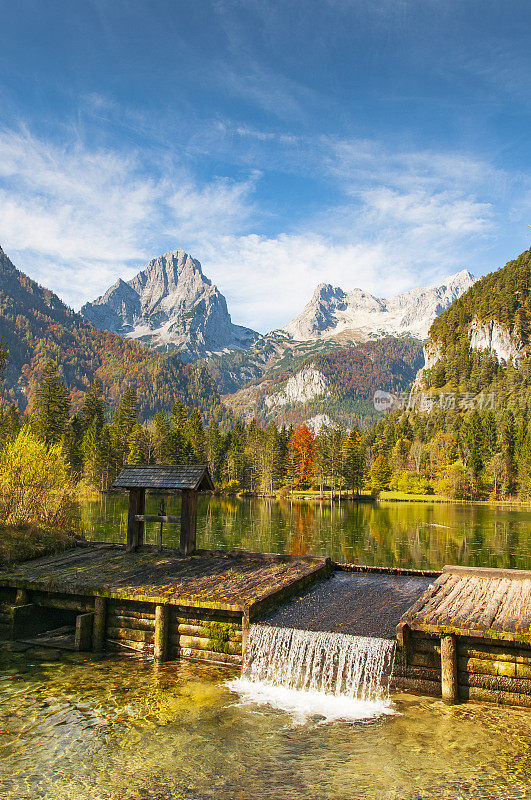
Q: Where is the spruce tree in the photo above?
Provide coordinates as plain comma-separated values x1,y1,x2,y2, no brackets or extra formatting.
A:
35,360,70,445
342,429,366,498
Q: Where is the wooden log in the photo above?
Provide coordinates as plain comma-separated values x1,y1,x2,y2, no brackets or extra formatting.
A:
180,489,198,555
441,634,458,704
93,597,106,651
107,639,153,653
458,684,531,708
126,488,145,552
409,650,440,668
107,615,155,631
242,606,250,657
31,595,94,612
135,515,181,524
389,676,441,696
516,663,531,680
458,671,531,695
391,665,441,681
106,627,154,643
108,607,155,620
154,604,168,662
458,643,531,664
75,612,94,651
172,623,242,641
178,646,242,665
175,634,241,656
458,657,516,678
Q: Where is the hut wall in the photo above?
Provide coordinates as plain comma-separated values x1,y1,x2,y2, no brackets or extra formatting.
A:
168,606,242,666
104,600,243,664
392,630,531,708
106,599,156,655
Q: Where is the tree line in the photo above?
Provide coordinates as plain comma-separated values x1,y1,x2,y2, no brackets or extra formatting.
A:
2,356,531,502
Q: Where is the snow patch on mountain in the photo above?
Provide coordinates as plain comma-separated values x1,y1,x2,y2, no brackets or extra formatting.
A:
281,269,476,342
81,250,260,360
264,367,329,409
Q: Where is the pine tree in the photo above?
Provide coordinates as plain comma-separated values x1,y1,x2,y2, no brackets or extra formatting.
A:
342,429,366,498
370,454,392,492
81,380,106,432
35,360,70,445
186,409,206,462
126,424,145,465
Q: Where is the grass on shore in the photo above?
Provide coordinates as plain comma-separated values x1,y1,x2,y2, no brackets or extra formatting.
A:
0,524,81,567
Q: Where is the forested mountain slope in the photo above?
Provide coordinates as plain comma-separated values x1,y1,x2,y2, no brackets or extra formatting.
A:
419,247,531,414
223,336,424,429
0,247,222,420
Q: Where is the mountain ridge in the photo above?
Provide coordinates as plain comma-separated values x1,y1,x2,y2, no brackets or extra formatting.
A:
81,250,260,360
0,247,223,420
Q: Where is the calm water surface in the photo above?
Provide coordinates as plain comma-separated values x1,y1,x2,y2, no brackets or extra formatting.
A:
0,647,530,800
82,495,531,570
1,498,530,798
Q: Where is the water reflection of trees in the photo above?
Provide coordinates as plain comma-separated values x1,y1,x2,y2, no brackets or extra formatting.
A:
80,496,530,570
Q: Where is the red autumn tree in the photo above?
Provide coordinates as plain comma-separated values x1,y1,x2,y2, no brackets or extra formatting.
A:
289,424,315,488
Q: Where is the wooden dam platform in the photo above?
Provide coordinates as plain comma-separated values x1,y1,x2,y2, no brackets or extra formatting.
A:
394,565,531,708
0,544,331,664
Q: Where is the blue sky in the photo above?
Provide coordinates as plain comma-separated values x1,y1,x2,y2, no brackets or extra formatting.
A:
1,0,531,332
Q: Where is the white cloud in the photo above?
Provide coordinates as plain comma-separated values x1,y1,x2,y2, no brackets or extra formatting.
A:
0,124,523,333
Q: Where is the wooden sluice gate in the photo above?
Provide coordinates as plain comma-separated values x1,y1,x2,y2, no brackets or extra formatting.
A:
0,465,529,709
0,544,331,664
395,565,531,708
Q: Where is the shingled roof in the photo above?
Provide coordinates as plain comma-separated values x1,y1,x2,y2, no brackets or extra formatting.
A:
397,565,531,645
112,464,214,491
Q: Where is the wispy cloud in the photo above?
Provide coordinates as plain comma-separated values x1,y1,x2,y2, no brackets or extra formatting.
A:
0,123,525,332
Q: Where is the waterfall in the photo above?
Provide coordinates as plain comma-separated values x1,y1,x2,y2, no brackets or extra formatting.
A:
229,624,396,723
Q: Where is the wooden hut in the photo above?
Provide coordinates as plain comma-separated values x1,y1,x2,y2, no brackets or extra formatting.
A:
112,464,214,555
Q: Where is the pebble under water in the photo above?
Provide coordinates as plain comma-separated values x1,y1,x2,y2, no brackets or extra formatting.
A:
0,646,530,800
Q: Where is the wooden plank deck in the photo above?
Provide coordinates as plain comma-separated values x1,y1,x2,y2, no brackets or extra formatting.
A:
397,565,531,645
0,544,331,614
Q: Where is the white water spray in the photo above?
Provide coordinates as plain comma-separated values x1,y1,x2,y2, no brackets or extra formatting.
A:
229,624,396,723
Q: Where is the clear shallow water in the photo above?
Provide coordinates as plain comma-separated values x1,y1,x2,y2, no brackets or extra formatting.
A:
0,646,530,800
82,495,531,570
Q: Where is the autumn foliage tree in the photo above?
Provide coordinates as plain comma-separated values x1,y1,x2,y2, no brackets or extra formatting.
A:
289,425,315,488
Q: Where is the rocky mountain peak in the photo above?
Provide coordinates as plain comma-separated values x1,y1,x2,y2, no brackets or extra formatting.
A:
81,249,260,360
281,270,477,342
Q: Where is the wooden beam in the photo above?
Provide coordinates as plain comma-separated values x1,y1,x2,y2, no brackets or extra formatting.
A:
180,489,198,555
93,597,106,651
441,634,458,704
154,604,169,662
126,488,146,551
75,612,94,651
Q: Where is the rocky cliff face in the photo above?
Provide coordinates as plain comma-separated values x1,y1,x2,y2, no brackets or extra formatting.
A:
468,317,524,364
264,367,329,409
281,269,476,342
81,250,260,361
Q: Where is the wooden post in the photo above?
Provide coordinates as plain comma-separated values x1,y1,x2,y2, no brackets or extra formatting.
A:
126,488,145,551
75,612,94,651
154,604,169,662
441,634,458,703
241,606,250,659
180,489,198,555
93,597,107,651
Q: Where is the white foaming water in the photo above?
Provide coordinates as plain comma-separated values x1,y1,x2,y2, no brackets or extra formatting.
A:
227,624,396,724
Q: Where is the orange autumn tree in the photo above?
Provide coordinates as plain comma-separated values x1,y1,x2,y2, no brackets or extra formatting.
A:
289,425,315,488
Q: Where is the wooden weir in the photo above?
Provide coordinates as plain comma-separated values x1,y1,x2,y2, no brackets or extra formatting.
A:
394,565,531,707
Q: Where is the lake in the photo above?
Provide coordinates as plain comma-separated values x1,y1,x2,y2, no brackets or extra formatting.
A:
81,495,531,570
1,496,530,799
